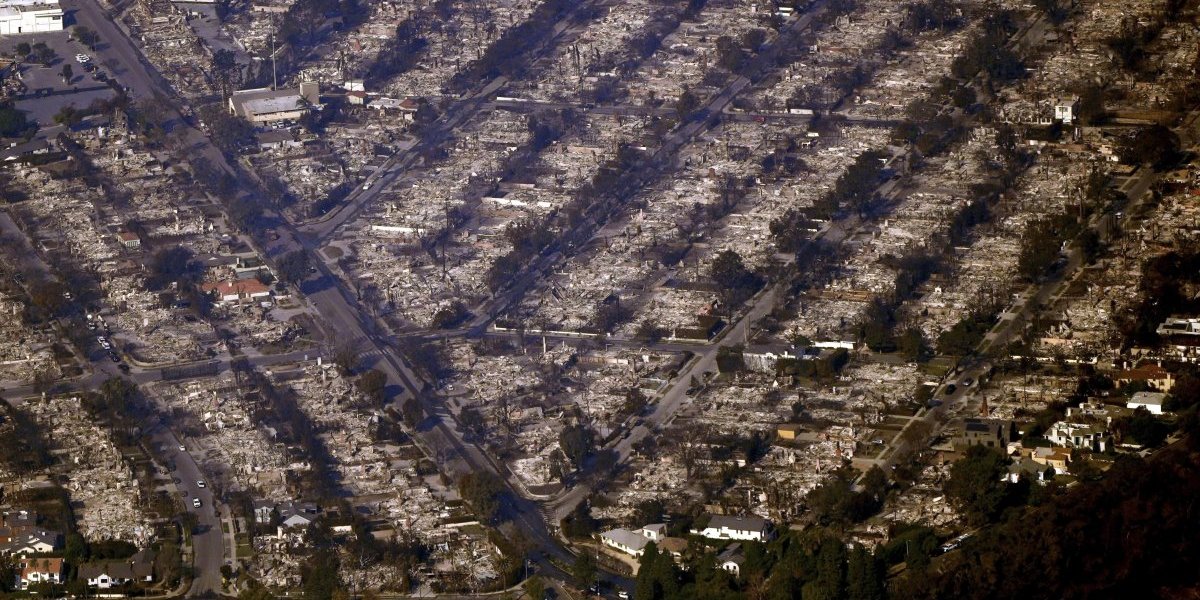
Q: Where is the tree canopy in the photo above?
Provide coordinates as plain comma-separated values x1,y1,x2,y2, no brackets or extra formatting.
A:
944,445,1011,524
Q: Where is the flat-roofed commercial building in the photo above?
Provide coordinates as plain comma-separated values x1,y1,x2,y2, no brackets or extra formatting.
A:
228,82,319,124
0,0,63,35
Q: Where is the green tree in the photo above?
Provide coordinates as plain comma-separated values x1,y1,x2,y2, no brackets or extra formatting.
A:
356,369,387,407
458,471,506,524
813,536,847,599
401,397,424,428
522,576,545,599
675,87,701,121
276,250,311,284
63,533,87,564
1124,407,1169,447
847,545,884,600
31,42,56,66
561,501,598,539
623,387,648,417
96,376,139,416
211,49,241,98
944,445,1010,524
938,314,992,356
146,245,201,291
73,26,99,49
459,406,485,439
53,105,82,127
431,301,470,329
1118,124,1181,170
1017,213,1073,280
301,549,341,600
559,424,595,469
0,103,29,137
179,511,199,535
897,327,931,362
635,319,667,343
710,249,763,306
1077,82,1107,125
816,150,887,218
571,552,597,590
716,35,747,72
635,542,682,600
857,299,896,352
951,84,976,109
199,104,256,155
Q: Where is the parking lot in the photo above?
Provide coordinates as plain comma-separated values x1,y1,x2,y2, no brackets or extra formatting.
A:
1,30,117,125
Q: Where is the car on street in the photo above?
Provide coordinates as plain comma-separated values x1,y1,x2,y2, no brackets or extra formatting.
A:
944,384,957,395
197,480,205,488
192,498,201,508
179,444,186,452
75,54,91,63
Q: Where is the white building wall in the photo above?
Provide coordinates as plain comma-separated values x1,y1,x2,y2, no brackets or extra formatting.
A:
0,2,64,35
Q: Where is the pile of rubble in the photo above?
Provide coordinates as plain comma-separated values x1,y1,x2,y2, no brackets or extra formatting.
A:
146,377,292,499
123,0,216,97
23,397,153,546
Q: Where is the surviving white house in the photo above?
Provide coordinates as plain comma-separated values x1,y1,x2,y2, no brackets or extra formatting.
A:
279,501,319,529
0,530,59,555
718,543,746,577
600,528,649,557
599,523,669,557
1046,421,1111,452
1053,97,1080,124
0,511,61,557
0,0,63,35
253,499,275,524
1128,391,1168,415
691,515,773,542
78,551,155,588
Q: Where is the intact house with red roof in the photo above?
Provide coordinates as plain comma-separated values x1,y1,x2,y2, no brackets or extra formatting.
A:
116,231,142,249
1114,363,1176,393
16,557,63,590
200,279,272,307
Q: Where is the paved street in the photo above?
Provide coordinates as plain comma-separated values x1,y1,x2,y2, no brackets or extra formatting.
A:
155,429,225,597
